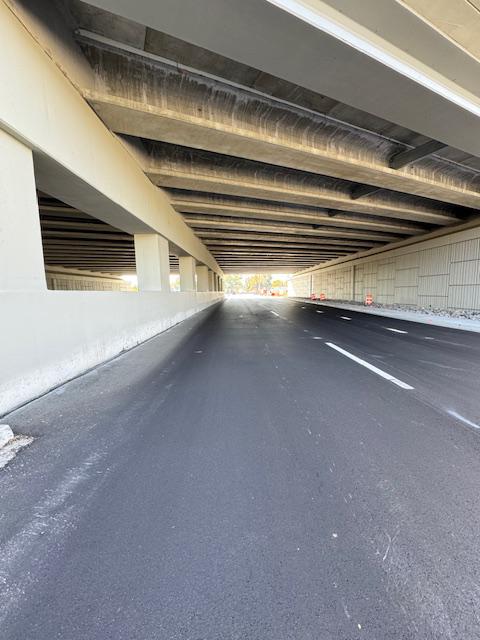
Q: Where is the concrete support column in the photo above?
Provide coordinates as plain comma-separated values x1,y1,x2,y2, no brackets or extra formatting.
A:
196,265,209,291
0,129,46,290
134,233,170,291
179,255,197,292
208,269,215,292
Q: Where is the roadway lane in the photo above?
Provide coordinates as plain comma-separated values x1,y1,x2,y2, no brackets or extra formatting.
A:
2,297,480,639
277,299,480,425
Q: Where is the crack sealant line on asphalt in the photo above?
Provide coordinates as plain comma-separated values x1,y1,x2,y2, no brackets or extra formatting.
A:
326,343,414,390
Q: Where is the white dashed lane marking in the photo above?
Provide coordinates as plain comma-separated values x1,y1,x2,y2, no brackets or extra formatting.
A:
340,316,352,321
385,327,408,334
326,342,414,390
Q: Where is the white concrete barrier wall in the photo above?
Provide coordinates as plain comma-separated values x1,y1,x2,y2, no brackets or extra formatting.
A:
289,224,480,310
1,291,222,416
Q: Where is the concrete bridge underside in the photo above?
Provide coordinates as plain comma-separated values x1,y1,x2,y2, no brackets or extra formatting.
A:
2,0,480,412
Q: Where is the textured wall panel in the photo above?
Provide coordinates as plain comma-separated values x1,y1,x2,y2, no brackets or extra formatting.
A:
449,260,480,286
418,274,449,297
394,286,418,304
419,246,450,276
377,261,395,279
451,238,480,262
290,226,480,310
448,285,480,309
395,252,420,269
395,267,419,287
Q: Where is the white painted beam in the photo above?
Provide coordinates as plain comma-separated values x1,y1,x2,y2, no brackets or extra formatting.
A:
0,129,46,291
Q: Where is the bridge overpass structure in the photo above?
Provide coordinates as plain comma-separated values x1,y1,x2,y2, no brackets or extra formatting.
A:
4,3,480,638
2,0,480,412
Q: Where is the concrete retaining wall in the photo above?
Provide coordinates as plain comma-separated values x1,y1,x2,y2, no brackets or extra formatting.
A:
289,224,480,310
45,269,132,291
1,290,222,416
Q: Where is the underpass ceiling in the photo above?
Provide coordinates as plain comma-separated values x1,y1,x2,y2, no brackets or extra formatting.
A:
42,0,480,273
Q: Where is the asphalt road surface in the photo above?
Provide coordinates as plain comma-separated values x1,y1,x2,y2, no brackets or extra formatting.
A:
2,297,480,639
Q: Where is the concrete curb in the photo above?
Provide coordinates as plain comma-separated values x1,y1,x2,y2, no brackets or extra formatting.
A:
0,424,33,469
291,298,480,333
0,424,14,448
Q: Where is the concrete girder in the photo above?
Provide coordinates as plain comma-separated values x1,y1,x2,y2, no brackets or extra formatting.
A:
167,192,426,235
210,248,340,254
216,257,324,262
215,258,343,263
85,0,480,159
223,269,310,273
203,239,348,251
212,255,345,261
142,144,461,226
194,231,377,249
213,258,341,263
214,251,336,257
222,265,319,270
0,3,221,275
39,219,129,233
219,257,319,261
202,238,347,249
182,215,401,242
80,40,480,209
206,249,347,260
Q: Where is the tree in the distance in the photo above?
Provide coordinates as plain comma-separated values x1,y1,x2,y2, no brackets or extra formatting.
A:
245,274,272,294
223,274,244,294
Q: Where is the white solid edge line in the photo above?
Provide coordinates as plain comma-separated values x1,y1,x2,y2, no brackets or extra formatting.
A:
326,342,414,390
385,327,408,334
447,410,480,430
